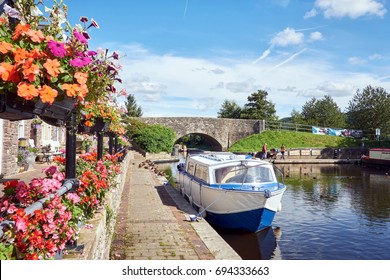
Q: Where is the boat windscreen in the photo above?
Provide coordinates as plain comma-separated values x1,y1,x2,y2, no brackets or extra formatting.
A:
215,164,275,184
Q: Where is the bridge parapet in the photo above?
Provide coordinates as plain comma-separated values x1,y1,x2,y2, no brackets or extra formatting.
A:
139,117,265,150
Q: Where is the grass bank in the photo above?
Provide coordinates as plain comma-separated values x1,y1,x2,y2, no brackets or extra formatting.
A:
228,130,388,153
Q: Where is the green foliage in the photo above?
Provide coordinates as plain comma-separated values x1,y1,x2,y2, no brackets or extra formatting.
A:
217,99,242,118
124,94,143,117
240,90,278,121
163,167,176,187
346,85,390,134
0,243,15,260
228,130,363,153
127,120,176,153
300,95,346,128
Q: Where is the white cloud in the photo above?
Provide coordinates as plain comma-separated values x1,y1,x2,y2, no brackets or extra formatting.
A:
314,0,387,19
118,43,390,118
310,31,323,41
225,78,259,93
304,8,318,19
270,27,305,47
348,56,366,65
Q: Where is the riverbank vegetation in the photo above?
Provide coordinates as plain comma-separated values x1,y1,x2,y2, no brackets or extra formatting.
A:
218,86,390,140
228,130,389,153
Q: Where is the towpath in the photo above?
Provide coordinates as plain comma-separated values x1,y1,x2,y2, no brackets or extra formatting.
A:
109,151,240,260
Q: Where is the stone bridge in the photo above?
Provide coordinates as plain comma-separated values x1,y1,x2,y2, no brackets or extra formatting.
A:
139,117,265,151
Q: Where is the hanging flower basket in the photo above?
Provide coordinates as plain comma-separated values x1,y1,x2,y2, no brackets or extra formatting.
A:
0,90,76,125
77,117,109,135
0,91,35,121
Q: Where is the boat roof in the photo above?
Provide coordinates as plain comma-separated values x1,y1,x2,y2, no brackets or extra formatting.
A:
187,152,271,167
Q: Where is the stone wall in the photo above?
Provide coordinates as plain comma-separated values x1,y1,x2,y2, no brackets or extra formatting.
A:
63,151,133,260
1,120,19,176
140,117,265,151
285,147,367,159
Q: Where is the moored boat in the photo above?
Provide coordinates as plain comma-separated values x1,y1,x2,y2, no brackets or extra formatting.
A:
361,148,390,168
176,152,286,232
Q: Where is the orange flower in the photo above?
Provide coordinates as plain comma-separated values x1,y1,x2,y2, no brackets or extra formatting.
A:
13,48,30,62
85,120,93,127
74,72,88,85
0,41,13,54
62,83,88,100
62,83,78,97
17,82,39,100
39,85,58,104
43,58,61,77
0,62,20,83
22,58,40,82
28,49,45,59
26,29,45,43
77,83,88,101
12,23,30,40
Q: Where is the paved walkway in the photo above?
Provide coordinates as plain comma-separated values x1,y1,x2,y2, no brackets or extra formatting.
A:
110,152,240,260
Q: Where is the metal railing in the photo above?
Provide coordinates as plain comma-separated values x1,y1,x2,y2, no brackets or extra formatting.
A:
0,179,79,239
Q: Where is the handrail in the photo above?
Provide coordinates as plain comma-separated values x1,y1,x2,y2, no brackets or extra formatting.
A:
0,178,79,239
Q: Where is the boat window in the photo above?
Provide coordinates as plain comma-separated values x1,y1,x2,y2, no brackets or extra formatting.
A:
215,165,274,184
215,166,244,184
187,161,195,176
194,164,208,183
247,166,274,182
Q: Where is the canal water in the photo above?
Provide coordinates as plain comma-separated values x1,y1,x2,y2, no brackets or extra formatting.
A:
157,158,390,260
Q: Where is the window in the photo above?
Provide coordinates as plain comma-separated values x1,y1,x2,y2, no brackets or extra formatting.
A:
18,121,25,139
187,161,195,176
194,164,208,183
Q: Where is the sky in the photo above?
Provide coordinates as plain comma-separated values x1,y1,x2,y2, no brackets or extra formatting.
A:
65,0,390,118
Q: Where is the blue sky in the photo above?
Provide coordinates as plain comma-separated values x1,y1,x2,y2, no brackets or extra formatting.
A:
65,0,390,118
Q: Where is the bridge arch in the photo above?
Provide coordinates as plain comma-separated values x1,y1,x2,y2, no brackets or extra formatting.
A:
175,133,223,151
139,117,265,151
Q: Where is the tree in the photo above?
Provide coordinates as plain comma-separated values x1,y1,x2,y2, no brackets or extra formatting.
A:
346,85,390,134
217,99,242,118
290,108,305,124
124,94,143,117
240,90,278,121
301,95,346,128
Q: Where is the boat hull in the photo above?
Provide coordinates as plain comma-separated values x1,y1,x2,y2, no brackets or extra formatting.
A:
177,171,285,232
205,207,276,232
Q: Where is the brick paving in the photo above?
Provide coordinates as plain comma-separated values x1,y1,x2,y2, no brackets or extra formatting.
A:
110,152,215,260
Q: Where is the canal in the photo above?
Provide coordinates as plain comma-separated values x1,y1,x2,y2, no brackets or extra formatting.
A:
157,157,390,260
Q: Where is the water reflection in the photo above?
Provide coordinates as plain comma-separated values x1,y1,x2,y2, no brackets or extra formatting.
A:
157,155,390,259
214,227,282,260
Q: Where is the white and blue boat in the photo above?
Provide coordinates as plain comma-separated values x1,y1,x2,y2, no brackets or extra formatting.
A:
176,152,286,232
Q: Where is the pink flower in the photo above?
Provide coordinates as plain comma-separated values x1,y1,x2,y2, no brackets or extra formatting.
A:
7,205,18,214
70,56,92,67
15,216,27,232
47,40,67,58
73,29,88,44
44,165,58,175
53,172,65,182
65,193,80,204
0,200,9,212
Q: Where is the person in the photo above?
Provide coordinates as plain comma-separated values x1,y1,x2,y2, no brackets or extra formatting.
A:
262,143,267,159
280,144,285,160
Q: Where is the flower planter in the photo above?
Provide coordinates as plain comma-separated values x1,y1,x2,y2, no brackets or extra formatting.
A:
0,91,35,121
77,118,109,135
0,91,76,125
